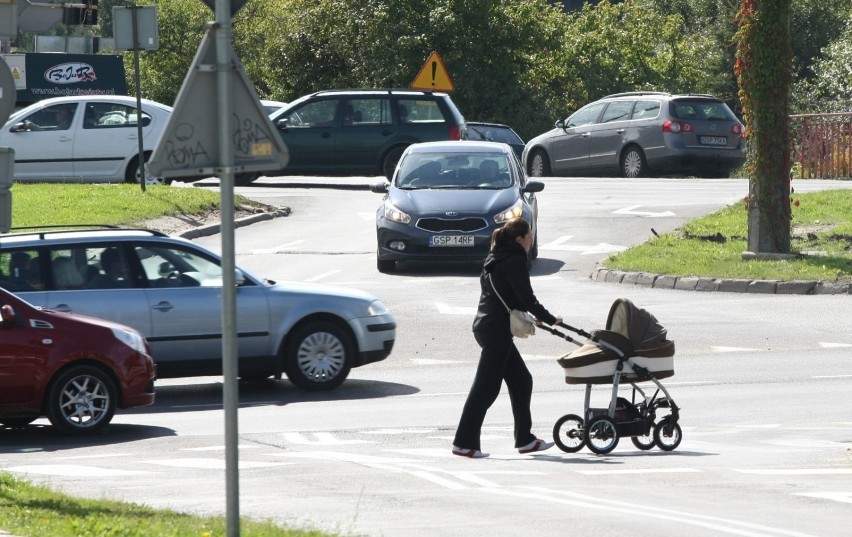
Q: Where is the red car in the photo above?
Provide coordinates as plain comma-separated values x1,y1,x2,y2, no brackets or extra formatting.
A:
0,287,155,435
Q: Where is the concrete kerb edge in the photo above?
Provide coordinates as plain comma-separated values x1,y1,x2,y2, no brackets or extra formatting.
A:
178,209,289,239
590,266,850,295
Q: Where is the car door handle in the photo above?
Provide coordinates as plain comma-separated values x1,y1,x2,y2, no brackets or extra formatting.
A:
152,301,174,312
321,132,332,138
616,129,625,134
581,132,591,138
381,129,394,136
52,303,73,313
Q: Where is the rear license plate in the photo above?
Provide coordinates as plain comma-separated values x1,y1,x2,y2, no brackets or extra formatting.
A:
699,136,727,146
429,235,474,247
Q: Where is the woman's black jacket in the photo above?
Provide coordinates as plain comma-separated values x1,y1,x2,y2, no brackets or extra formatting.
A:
472,242,556,335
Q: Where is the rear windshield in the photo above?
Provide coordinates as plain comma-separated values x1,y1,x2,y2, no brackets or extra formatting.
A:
670,100,737,121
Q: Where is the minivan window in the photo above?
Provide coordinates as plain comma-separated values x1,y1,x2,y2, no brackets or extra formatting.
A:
631,100,661,120
343,98,391,126
671,100,737,121
601,101,633,123
283,99,338,128
396,98,445,124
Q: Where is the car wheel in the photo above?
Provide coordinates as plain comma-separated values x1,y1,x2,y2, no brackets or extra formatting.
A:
126,154,170,185
529,149,551,177
46,365,117,435
383,146,406,179
234,172,259,186
283,320,354,391
377,255,396,273
621,146,647,178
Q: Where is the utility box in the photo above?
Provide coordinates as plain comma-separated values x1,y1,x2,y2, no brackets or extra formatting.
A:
0,147,13,233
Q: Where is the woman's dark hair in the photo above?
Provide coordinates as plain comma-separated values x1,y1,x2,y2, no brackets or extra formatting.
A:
490,217,530,252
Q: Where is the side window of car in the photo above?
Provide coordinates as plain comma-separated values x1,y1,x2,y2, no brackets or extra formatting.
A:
0,249,44,291
20,104,76,131
601,101,633,123
631,100,661,120
396,98,445,124
79,246,137,289
134,245,222,288
84,104,152,129
283,100,339,128
566,103,606,128
343,98,390,127
47,248,89,291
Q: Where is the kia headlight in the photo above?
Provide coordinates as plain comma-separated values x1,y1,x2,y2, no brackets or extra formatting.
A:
111,327,147,354
384,200,411,224
494,199,524,224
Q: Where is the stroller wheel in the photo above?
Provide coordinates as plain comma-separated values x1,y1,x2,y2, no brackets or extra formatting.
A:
553,414,585,453
585,416,619,455
631,429,655,451
654,416,682,451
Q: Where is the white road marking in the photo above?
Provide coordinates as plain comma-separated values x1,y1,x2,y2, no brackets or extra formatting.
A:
281,432,373,446
143,458,289,469
504,486,820,537
180,445,262,451
304,269,340,282
794,492,852,504
539,235,626,255
818,342,852,348
435,302,476,315
250,239,305,254
712,346,765,352
274,451,425,464
410,358,465,365
736,468,852,475
613,205,676,218
6,465,150,477
812,374,852,379
576,468,702,475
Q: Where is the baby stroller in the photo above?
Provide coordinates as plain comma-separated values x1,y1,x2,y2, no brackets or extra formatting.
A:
540,298,681,455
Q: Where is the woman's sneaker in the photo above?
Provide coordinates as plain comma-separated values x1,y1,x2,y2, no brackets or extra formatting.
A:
452,445,489,458
518,438,554,454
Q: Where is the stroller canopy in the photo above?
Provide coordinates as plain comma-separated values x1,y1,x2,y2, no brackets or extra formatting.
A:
605,298,674,358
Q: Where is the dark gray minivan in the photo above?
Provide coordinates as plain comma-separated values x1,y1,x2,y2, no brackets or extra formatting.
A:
263,89,466,182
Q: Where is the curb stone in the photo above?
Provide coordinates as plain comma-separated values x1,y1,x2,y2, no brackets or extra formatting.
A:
177,208,290,239
591,267,850,295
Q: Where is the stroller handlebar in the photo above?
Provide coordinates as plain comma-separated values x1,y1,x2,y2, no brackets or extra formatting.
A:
556,321,593,340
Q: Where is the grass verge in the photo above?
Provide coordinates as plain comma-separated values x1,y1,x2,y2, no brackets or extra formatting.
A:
9,183,267,229
604,188,852,282
0,472,334,537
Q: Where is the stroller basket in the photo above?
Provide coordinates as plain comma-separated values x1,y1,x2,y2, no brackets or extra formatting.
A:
556,298,675,384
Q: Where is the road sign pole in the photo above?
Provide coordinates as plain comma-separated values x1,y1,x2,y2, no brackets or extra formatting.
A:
131,6,145,192
212,2,240,537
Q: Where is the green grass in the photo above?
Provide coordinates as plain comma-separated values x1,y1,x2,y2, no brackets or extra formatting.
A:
9,183,266,229
0,472,334,537
605,189,852,282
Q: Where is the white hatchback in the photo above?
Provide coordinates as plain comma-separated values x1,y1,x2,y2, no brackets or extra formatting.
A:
1,95,173,183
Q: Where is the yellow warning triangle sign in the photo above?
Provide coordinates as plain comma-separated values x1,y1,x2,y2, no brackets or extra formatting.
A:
410,51,455,92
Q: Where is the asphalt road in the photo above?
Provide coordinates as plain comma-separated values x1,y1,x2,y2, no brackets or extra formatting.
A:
1,175,850,537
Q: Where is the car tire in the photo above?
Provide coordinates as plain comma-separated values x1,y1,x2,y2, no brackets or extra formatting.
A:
383,146,406,179
528,149,551,177
126,153,171,185
530,229,539,260
234,172,259,186
46,365,117,435
620,146,647,178
377,256,396,273
283,320,354,391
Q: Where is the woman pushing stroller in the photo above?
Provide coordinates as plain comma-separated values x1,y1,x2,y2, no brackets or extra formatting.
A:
453,217,563,458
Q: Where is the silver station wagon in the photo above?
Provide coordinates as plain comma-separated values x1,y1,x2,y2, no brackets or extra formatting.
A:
0,228,396,391
523,92,746,178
